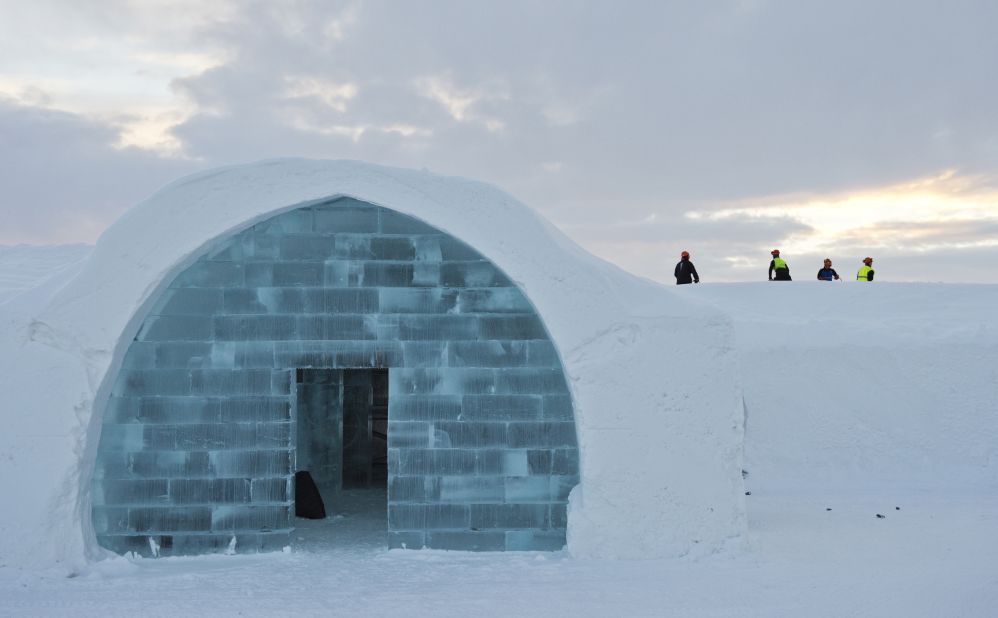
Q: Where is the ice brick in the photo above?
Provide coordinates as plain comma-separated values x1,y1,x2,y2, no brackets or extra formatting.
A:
479,315,547,340
278,235,336,260
387,421,432,448
95,479,169,506
370,236,416,260
389,504,469,529
129,507,212,533
457,288,532,313
379,288,458,314
494,368,569,394
551,449,580,475
505,530,566,551
432,421,509,447
425,531,505,551
470,504,549,529
213,315,295,340
505,476,556,503
438,476,505,503
219,397,291,423
208,450,292,477
507,422,578,448
211,505,291,532
389,395,462,420
137,316,212,342
401,342,447,366
173,423,257,450
272,262,323,286
388,531,426,549
250,477,291,502
448,341,529,368
221,289,269,314
169,478,251,504
412,236,442,262
461,395,542,420
392,448,478,476
398,315,479,340
152,342,215,368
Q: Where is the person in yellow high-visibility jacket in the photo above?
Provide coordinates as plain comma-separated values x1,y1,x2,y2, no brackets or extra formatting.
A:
768,249,791,281
856,257,875,281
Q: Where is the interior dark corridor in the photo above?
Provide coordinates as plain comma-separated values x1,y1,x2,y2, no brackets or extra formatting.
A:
294,368,389,549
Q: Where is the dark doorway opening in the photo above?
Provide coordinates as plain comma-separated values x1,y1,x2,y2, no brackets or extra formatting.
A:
342,369,389,488
294,368,389,550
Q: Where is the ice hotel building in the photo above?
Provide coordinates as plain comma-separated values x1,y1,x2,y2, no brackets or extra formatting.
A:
0,160,746,564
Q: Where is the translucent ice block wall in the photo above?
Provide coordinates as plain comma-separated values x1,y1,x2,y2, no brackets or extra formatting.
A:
91,198,579,555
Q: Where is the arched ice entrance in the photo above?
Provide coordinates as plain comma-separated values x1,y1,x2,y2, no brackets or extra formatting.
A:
90,198,579,556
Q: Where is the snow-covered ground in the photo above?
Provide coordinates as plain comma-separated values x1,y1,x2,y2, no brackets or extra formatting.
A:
2,490,995,617
1,249,996,616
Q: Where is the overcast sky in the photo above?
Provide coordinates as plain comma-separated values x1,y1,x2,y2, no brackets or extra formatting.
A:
1,0,996,283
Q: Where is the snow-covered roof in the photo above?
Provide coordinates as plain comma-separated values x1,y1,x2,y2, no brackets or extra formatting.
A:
0,159,745,570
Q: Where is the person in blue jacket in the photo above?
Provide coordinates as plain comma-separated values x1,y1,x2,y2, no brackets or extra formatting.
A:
817,258,840,281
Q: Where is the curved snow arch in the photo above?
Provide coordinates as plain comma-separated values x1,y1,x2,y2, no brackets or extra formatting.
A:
91,197,580,556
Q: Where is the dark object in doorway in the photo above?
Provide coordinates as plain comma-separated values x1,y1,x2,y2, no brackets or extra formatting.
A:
295,471,326,519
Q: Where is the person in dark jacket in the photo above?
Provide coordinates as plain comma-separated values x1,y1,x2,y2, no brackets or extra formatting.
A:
768,249,791,281
817,258,840,281
674,250,700,285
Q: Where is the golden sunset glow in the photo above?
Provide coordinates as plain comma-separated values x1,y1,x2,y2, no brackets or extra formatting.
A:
691,170,998,261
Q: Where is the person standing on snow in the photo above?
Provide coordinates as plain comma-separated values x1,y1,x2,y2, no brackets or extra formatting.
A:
674,250,700,285
817,258,841,281
768,249,791,281
856,257,875,281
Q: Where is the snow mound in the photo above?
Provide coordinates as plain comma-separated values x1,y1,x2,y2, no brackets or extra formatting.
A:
693,282,998,493
0,159,745,571
0,244,92,304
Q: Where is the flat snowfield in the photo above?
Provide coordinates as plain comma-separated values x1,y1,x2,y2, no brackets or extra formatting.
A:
1,247,996,617
1,492,995,617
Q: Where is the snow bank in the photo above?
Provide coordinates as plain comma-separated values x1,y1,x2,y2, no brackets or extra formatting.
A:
693,282,998,493
0,244,91,304
0,159,745,570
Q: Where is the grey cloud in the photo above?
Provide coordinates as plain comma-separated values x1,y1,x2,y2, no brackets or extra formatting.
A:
565,212,811,248
165,1,998,217
0,98,195,244
4,0,998,282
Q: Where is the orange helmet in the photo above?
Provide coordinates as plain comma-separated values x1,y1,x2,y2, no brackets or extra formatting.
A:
771,249,780,256
681,250,689,257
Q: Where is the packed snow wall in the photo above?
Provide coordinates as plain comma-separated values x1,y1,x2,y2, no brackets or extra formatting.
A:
693,283,998,493
92,198,579,555
0,160,746,569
